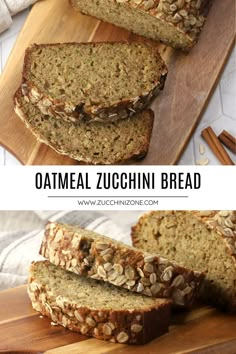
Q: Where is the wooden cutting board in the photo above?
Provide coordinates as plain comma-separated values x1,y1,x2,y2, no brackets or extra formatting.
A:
1,285,236,353
0,0,234,165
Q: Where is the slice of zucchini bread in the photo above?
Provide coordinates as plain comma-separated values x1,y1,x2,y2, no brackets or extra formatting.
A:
131,211,236,311
14,89,154,165
28,261,172,344
39,221,204,307
70,0,210,50
21,42,167,122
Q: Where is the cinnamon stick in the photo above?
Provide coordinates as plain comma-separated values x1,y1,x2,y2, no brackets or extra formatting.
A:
201,126,234,165
218,130,236,154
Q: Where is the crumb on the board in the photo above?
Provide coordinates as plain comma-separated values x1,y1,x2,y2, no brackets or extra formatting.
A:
51,321,59,326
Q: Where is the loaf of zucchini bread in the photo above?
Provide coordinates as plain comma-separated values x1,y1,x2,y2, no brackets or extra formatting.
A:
14,89,154,165
21,42,167,122
28,261,172,344
70,0,210,50
39,221,204,307
132,211,236,311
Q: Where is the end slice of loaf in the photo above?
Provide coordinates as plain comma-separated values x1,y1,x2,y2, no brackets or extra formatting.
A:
22,42,167,122
40,221,204,307
131,211,236,311
14,89,154,165
70,0,210,50
28,261,171,344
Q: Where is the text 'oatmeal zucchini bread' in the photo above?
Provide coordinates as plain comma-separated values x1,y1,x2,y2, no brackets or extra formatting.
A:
131,210,236,311
70,0,210,50
14,89,154,165
28,261,172,344
21,42,167,122
39,221,204,307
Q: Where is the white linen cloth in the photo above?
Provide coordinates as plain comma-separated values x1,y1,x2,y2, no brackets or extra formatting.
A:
0,0,38,34
0,211,136,291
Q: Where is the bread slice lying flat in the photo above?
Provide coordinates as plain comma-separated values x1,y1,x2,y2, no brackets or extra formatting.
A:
14,89,154,165
28,261,171,344
132,211,236,311
39,221,204,307
21,42,167,122
70,0,210,50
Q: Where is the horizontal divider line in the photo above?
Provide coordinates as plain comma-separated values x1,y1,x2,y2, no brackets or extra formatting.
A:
47,196,189,198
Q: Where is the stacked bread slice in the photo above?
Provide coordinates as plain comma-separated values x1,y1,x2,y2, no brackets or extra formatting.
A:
28,221,204,344
29,261,172,344
14,42,167,164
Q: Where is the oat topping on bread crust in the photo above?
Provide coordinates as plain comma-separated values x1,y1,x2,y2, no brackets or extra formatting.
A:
39,221,204,307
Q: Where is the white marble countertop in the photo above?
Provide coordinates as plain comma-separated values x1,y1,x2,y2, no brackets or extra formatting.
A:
0,8,235,166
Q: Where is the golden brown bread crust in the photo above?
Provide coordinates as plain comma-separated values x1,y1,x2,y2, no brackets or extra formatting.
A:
21,42,167,123
39,221,204,307
28,261,172,344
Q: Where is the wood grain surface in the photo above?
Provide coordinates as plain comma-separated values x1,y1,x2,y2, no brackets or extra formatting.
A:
0,0,235,165
1,285,236,353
